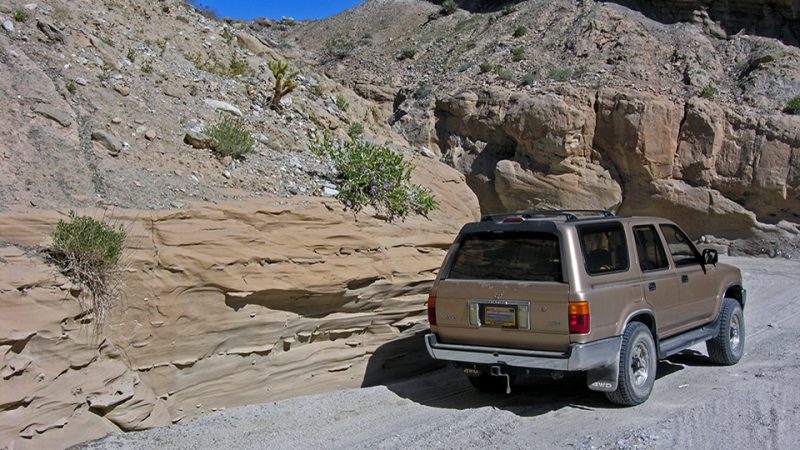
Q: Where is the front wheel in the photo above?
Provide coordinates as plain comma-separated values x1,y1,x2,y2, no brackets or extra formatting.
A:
605,322,657,406
706,298,745,365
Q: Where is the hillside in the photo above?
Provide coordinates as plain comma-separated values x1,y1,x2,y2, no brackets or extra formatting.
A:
269,0,800,256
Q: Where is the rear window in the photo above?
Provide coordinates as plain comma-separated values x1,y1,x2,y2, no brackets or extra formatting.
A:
446,232,563,282
578,222,629,275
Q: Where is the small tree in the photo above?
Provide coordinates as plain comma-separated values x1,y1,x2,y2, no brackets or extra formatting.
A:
268,59,299,109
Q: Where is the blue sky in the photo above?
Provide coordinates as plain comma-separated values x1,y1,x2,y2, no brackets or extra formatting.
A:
193,0,365,20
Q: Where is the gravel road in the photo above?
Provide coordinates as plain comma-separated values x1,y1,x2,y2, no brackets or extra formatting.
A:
82,257,800,450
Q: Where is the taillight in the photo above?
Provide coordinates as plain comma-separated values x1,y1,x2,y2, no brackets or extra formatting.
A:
426,294,437,326
568,302,590,334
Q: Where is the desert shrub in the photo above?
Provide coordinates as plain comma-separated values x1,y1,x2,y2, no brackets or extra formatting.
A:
520,71,538,86
126,48,136,62
325,36,356,60
441,0,458,15
699,84,718,99
414,83,432,98
493,65,514,80
309,135,438,221
49,211,126,329
227,55,248,76
398,47,417,61
140,59,153,74
511,47,524,62
548,67,572,81
335,94,349,111
66,79,77,94
348,122,364,139
268,59,299,109
502,5,518,15
479,61,493,73
785,96,800,114
221,27,234,45
206,115,255,158
513,26,527,38
13,9,28,22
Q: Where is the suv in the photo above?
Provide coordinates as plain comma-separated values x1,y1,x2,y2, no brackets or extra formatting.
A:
425,210,746,405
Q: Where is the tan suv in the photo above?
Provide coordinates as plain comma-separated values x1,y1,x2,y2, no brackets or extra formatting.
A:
425,210,746,405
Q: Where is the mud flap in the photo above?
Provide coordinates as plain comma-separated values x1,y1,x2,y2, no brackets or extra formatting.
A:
586,363,619,392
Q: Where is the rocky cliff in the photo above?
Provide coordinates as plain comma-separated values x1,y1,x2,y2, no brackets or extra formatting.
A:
0,160,479,449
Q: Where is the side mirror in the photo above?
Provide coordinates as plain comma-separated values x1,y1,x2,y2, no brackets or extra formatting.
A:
702,248,718,265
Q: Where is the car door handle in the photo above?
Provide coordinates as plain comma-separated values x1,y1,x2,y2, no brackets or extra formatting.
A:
681,275,689,283
648,282,656,291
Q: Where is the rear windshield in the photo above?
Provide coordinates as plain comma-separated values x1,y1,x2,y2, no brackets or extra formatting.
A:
445,232,563,282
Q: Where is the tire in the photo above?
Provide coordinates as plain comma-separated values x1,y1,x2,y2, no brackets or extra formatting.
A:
605,322,657,406
706,298,745,365
467,373,514,393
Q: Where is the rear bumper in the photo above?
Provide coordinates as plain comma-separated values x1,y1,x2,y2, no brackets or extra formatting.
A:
424,333,621,371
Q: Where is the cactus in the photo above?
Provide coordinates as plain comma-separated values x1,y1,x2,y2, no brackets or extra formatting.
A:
268,59,299,109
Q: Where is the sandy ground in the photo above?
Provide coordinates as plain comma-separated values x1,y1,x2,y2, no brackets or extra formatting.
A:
81,257,800,449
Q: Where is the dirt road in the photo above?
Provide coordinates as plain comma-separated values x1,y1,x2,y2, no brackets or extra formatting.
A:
83,257,800,449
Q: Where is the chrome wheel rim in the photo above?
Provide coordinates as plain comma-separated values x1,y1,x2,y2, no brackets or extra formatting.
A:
631,341,650,387
729,314,741,350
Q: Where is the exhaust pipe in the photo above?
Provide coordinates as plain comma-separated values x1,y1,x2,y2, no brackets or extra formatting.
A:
490,366,511,394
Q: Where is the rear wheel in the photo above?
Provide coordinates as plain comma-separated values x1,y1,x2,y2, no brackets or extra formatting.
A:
606,322,657,406
467,373,514,393
706,298,745,365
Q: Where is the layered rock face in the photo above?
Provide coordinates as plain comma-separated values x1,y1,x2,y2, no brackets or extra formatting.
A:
393,86,800,254
0,161,479,449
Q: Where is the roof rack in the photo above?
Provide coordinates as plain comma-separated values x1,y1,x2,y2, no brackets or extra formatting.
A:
480,209,614,223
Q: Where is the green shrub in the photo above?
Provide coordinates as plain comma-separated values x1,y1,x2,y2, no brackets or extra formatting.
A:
520,71,538,86
268,59,299,109
309,135,438,221
501,5,517,15
441,0,458,15
227,54,248,76
548,67,572,81
511,47,524,62
699,84,718,99
126,48,136,62
49,211,126,329
513,26,527,38
140,59,153,74
206,115,255,158
479,61,493,73
348,122,364,139
784,96,800,114
13,9,28,22
335,94,349,111
398,47,417,61
414,83,432,98
221,27,234,45
325,36,356,60
493,65,514,80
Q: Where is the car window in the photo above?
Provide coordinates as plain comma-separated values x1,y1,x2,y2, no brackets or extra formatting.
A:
659,224,701,267
633,225,669,271
446,232,563,282
578,222,629,275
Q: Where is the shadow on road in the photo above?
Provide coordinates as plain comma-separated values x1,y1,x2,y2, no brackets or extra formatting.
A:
362,331,708,417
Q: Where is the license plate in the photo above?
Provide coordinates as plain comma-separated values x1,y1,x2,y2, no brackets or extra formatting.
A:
483,305,517,327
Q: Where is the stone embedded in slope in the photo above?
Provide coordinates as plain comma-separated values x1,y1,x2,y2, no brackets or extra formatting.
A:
204,99,243,117
91,130,123,155
184,130,214,149
32,104,72,127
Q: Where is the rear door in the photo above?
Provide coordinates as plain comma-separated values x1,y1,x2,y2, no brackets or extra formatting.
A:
433,231,571,353
633,224,680,336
